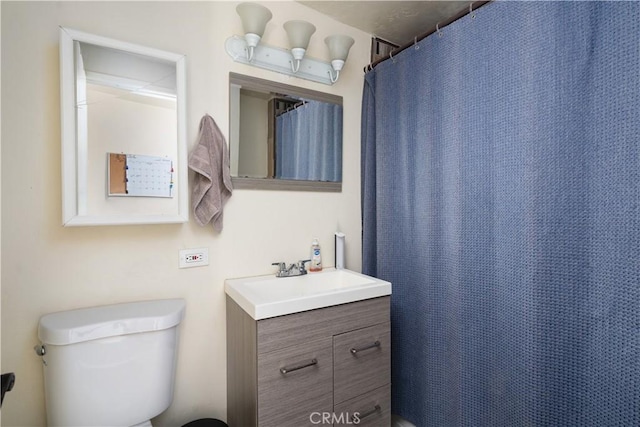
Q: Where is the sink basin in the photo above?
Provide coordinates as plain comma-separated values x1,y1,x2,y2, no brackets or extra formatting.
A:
225,268,391,320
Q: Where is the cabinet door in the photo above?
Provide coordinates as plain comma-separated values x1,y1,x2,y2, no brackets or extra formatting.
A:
333,322,391,404
333,384,391,426
258,337,333,427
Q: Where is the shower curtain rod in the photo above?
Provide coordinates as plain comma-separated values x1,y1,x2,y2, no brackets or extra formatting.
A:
276,100,306,117
364,1,492,72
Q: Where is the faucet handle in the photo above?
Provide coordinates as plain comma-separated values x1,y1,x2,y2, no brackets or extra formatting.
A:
272,262,286,272
272,262,288,277
297,259,311,274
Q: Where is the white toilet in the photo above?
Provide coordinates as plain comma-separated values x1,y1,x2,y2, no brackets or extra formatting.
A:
36,299,186,427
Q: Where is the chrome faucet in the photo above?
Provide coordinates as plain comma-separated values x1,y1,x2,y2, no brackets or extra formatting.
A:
272,260,311,277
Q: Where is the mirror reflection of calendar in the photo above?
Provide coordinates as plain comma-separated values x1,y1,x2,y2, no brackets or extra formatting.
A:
108,153,174,198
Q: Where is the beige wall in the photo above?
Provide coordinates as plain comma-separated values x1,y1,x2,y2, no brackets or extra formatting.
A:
238,92,269,178
0,2,369,426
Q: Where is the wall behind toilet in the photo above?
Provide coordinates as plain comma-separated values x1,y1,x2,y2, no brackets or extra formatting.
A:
0,2,369,425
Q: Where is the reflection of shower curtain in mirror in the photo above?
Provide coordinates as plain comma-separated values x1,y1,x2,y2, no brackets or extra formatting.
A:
275,101,342,181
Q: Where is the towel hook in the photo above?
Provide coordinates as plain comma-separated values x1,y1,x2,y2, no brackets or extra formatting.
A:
436,23,443,38
469,3,476,19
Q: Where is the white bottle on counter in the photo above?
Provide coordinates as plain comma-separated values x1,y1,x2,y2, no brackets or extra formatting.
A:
335,232,345,269
310,238,322,272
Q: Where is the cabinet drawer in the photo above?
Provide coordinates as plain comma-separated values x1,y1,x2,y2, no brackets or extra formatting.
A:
333,322,391,404
333,384,391,427
258,337,333,427
258,297,389,354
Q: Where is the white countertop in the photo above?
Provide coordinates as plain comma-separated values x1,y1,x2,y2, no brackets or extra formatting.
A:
225,268,392,320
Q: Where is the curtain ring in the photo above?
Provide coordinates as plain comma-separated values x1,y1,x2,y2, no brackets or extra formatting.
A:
389,50,396,63
436,23,443,38
414,36,419,50
469,3,476,19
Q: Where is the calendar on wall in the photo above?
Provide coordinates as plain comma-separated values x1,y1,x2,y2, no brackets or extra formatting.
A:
108,153,174,198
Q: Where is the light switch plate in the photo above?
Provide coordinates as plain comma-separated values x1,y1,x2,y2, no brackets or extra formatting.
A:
179,248,209,268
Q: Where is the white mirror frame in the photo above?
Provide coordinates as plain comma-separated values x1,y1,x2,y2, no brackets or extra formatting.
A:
60,27,188,226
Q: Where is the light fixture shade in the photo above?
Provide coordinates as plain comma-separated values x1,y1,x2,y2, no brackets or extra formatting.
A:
236,2,272,38
324,35,355,61
284,20,316,50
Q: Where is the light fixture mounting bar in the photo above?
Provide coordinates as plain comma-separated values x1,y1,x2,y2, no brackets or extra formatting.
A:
225,35,334,86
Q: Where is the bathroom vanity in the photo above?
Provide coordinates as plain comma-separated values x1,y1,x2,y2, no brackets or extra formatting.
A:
225,269,391,427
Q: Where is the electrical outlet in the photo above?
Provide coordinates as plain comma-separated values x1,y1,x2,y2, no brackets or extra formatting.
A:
179,248,209,268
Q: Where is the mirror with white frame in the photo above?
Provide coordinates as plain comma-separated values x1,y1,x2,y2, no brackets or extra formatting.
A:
60,27,188,226
229,73,342,192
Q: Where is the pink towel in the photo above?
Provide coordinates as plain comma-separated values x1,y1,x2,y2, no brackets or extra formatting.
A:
188,114,233,231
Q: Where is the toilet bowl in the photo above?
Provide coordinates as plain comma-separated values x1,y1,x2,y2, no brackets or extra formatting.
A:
36,299,186,427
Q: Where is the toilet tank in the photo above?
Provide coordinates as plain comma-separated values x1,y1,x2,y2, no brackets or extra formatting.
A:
37,299,186,427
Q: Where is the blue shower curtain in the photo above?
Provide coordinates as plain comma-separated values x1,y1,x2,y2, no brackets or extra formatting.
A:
275,100,342,181
361,2,639,426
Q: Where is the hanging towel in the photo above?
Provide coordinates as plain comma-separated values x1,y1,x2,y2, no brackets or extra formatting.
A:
188,114,233,231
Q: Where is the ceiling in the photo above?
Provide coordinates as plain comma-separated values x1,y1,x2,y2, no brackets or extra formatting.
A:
298,1,470,46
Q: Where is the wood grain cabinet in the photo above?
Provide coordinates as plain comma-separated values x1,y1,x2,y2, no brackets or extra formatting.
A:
227,295,391,427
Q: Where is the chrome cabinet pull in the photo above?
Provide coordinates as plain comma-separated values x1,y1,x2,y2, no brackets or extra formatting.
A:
350,340,380,355
353,404,381,423
279,358,318,375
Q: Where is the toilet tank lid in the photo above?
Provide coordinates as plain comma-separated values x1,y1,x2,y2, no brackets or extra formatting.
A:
38,299,186,345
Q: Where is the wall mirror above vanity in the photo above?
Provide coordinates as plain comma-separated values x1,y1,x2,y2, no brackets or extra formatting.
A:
60,27,188,226
229,73,343,192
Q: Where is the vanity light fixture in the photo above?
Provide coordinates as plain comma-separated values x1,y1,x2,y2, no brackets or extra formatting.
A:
226,2,354,85
283,20,316,73
236,2,272,61
325,35,355,83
